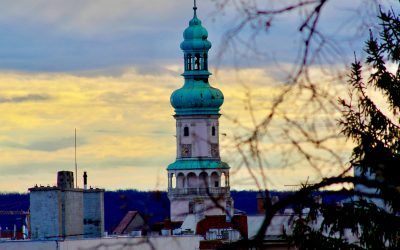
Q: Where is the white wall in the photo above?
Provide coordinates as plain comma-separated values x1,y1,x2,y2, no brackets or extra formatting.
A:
0,236,203,250
0,240,57,250
63,190,84,239
171,199,190,222
176,116,219,159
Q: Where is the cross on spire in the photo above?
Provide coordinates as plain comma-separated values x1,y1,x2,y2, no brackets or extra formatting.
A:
193,0,197,16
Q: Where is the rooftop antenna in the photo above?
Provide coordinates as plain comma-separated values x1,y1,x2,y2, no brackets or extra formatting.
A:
75,128,77,188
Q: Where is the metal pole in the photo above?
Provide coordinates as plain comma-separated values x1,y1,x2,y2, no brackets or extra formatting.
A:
75,128,77,188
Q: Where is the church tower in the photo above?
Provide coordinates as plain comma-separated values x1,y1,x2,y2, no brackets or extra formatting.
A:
167,2,233,222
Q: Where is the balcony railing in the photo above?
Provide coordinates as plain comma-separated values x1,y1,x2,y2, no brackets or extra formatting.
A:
168,187,230,196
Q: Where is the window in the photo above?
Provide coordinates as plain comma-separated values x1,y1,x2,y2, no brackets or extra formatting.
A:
194,53,200,70
184,126,189,136
214,181,219,187
171,173,176,188
211,126,216,136
189,201,194,214
203,53,208,70
187,54,192,70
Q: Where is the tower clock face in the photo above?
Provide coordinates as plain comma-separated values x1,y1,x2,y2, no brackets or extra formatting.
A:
211,143,219,158
181,144,192,157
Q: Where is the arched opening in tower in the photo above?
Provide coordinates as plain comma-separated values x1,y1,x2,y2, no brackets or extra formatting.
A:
210,172,219,188
199,172,208,188
187,172,198,188
177,173,185,188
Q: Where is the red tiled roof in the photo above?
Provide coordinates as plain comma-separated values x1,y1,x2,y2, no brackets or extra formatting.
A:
196,215,248,239
113,211,139,234
0,231,24,240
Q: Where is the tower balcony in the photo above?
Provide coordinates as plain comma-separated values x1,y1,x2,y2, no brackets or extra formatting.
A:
168,187,230,198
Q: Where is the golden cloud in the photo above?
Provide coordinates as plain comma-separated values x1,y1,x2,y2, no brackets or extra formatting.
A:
0,66,354,192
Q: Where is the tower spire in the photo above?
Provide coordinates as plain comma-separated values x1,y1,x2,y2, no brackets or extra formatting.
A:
193,0,197,16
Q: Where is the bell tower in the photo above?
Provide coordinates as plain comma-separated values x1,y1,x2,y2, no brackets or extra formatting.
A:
167,1,233,222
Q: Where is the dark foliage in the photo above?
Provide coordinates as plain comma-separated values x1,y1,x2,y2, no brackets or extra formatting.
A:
0,190,350,234
0,193,29,231
287,4,400,249
104,190,170,232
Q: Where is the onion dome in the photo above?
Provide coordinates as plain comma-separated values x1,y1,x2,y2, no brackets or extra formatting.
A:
171,2,223,116
170,79,224,115
180,13,212,51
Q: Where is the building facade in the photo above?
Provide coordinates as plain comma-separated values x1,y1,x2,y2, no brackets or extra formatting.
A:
29,171,104,240
167,3,233,222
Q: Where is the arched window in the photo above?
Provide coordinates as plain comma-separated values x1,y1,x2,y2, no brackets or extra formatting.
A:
171,173,176,188
211,126,216,136
194,53,200,70
199,172,208,188
221,173,227,187
187,172,198,188
187,54,192,70
189,201,194,214
184,126,189,136
177,173,185,188
211,172,219,188
203,53,208,70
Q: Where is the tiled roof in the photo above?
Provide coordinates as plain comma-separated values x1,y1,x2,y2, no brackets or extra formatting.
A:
113,211,138,235
196,215,248,238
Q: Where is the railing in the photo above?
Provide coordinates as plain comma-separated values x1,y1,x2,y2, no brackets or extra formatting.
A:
168,187,230,196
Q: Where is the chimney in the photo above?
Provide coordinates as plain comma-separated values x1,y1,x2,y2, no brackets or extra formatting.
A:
256,192,265,214
83,171,88,190
57,171,74,189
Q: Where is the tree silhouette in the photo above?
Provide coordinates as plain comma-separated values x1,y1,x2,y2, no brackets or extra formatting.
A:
270,5,400,249
214,1,400,249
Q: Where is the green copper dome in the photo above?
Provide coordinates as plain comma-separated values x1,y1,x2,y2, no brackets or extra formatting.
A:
171,3,223,116
180,15,212,51
170,79,224,115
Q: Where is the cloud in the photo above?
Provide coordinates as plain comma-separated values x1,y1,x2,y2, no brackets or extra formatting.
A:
0,66,354,192
2,137,86,152
0,94,51,103
0,0,374,74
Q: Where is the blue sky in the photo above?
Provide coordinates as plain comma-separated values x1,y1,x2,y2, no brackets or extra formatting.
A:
0,0,385,73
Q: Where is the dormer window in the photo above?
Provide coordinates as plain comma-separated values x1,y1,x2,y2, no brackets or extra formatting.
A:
184,126,189,136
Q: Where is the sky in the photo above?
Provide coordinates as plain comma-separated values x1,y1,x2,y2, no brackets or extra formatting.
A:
0,0,394,192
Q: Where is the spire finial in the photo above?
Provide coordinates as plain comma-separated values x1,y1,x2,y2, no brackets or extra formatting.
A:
193,0,197,16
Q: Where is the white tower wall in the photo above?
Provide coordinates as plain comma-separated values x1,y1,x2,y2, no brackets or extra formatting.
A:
176,116,220,159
